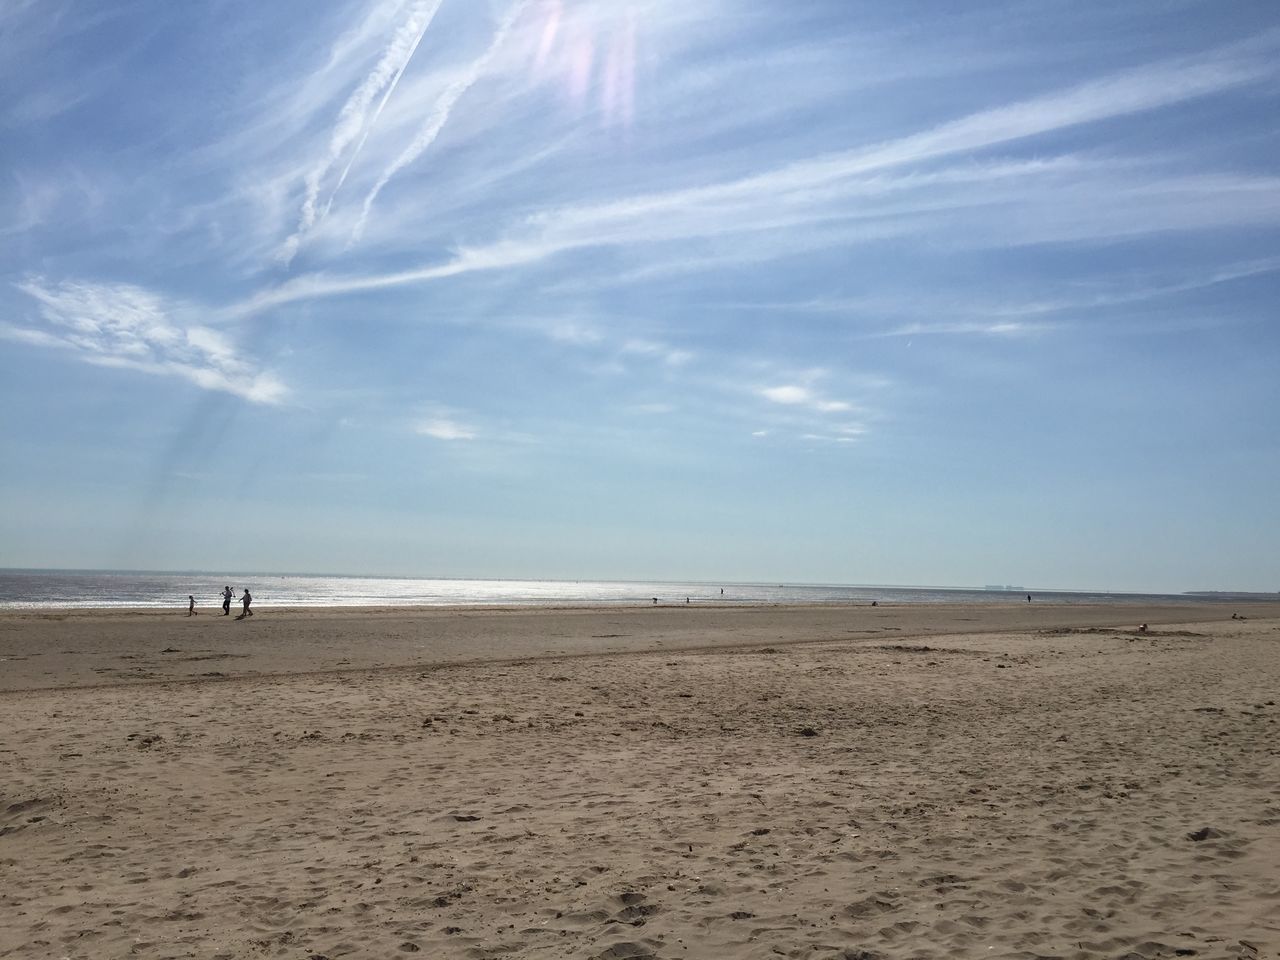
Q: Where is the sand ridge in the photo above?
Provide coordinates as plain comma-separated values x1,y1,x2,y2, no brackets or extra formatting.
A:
1,606,1278,958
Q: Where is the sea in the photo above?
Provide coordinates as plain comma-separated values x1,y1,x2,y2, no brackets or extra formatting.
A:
0,569,1226,611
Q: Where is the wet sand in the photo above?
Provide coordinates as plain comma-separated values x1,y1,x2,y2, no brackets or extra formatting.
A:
3,600,1278,692
2,603,1278,958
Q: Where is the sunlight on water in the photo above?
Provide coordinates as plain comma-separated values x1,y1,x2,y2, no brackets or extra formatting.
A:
0,570,1197,610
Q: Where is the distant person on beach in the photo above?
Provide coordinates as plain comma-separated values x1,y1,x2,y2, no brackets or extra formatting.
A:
1026,594,1032,603
222,585,233,616
237,588,253,619
187,595,196,616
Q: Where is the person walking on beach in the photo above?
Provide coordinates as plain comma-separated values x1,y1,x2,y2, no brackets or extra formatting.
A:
222,585,233,616
187,595,197,616
237,588,253,619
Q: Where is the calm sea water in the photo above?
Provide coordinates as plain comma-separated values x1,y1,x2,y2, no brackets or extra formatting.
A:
0,569,1209,610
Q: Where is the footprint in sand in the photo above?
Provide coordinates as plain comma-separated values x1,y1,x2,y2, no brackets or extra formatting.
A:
594,942,658,960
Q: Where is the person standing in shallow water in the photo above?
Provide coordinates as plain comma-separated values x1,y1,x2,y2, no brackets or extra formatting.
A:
222,585,233,616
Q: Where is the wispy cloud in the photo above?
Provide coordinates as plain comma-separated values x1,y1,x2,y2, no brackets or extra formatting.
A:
875,320,1047,339
8,279,286,404
1,167,104,238
743,366,879,444
0,1,137,126
539,319,604,346
235,36,1279,312
759,384,853,414
352,1,528,243
620,338,693,367
279,0,444,264
416,415,476,440
732,255,1280,335
800,427,864,445
507,316,694,377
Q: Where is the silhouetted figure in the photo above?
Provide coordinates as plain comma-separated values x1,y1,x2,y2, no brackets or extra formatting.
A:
222,585,233,616
187,595,196,616
1026,594,1032,603
236,588,253,620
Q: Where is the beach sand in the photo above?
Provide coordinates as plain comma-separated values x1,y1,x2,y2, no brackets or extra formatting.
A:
2,602,1278,959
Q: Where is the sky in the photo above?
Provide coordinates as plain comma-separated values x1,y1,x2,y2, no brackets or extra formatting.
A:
2,0,1278,593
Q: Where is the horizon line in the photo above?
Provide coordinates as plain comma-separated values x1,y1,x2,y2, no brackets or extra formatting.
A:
2,566,1272,597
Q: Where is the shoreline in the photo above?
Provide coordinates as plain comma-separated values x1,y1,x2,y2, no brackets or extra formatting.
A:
2,591,1267,613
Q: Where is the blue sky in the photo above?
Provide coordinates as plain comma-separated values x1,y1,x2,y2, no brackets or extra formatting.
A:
2,0,1278,592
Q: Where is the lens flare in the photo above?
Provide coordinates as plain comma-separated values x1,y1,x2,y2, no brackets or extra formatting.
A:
527,0,638,128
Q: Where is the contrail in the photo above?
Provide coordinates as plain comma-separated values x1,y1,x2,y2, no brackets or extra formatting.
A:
322,0,444,219
350,0,527,244
279,0,443,264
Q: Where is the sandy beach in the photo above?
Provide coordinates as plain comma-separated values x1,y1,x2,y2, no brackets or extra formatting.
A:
2,602,1278,959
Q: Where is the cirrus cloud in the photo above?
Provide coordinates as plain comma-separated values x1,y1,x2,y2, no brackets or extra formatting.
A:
7,278,287,404
416,415,476,440
759,384,852,413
